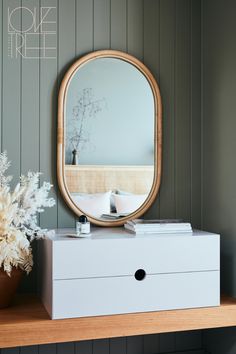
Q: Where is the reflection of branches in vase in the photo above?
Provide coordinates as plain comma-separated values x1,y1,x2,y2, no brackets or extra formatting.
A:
68,88,106,159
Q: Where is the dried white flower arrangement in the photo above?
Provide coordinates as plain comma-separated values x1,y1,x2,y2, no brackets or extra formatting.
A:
0,152,56,276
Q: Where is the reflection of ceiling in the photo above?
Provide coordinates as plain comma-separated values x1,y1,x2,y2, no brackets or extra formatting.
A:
65,165,154,194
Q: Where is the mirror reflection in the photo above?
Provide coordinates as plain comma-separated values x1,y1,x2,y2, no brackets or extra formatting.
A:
64,56,155,221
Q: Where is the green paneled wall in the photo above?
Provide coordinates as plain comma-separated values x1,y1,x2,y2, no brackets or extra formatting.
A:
0,0,204,353
0,0,201,227
0,0,202,291
201,1,236,353
202,0,236,297
0,335,206,354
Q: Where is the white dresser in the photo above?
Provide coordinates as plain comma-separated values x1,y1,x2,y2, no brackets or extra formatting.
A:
39,228,220,319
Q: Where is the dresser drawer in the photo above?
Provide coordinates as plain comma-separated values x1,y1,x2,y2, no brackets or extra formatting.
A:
52,231,220,280
52,270,220,319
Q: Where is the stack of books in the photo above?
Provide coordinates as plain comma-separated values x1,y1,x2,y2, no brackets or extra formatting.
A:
101,213,129,220
124,219,192,234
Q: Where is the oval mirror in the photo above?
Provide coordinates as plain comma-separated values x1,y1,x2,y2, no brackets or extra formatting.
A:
58,50,162,226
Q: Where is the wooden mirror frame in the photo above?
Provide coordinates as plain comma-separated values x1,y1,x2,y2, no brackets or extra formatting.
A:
57,50,162,226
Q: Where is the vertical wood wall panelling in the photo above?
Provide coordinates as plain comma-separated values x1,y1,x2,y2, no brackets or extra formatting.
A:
143,334,160,354
0,0,2,150
75,340,93,354
109,337,126,354
110,0,126,51
38,344,57,354
2,0,21,186
159,332,175,353
202,0,236,298
94,0,110,50
57,0,76,228
190,0,201,228
143,0,160,219
57,342,75,354
39,0,58,229
1,349,20,354
143,0,160,79
201,0,205,231
20,346,39,354
167,351,205,354
126,335,143,354
159,0,176,219
175,330,202,351
19,0,40,293
175,0,191,221
92,339,109,354
127,0,143,60
21,0,39,173
0,1,204,354
76,0,93,55
204,327,236,354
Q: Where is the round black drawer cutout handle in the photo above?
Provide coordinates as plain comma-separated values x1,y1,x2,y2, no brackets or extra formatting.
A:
135,269,146,281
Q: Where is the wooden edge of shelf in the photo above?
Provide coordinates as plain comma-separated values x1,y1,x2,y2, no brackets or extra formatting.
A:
0,295,236,349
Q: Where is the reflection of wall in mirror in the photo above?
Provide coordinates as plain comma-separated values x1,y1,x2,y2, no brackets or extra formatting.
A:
66,88,106,164
65,58,154,166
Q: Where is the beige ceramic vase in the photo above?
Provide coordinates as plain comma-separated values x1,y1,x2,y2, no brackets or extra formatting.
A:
0,267,23,309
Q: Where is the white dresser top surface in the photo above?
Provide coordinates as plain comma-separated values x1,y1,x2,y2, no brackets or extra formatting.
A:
47,227,220,242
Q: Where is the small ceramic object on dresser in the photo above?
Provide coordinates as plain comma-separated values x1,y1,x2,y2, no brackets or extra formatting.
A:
0,151,55,309
76,215,90,236
40,228,220,320
72,149,78,165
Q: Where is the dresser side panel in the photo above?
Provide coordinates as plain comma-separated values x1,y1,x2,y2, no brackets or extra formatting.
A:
39,238,53,318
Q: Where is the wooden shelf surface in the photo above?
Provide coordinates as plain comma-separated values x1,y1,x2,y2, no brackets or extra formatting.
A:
1,295,236,349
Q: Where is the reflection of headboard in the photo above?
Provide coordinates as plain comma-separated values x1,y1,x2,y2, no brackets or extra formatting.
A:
65,165,154,194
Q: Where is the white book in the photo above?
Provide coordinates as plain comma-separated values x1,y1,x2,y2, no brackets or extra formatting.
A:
128,224,192,231
131,224,191,229
124,223,192,234
101,213,129,219
127,219,184,225
126,219,192,231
